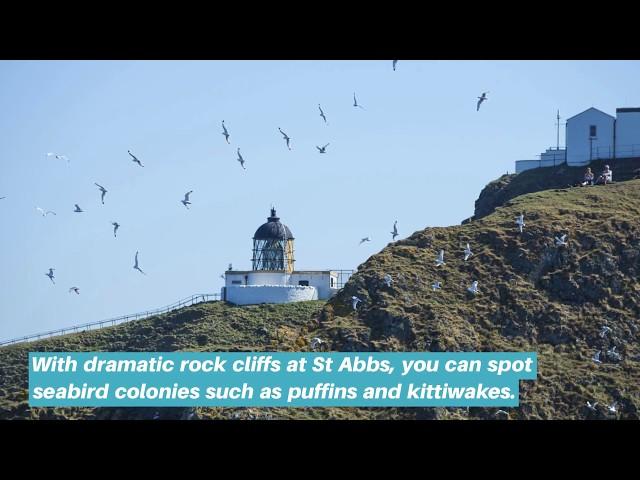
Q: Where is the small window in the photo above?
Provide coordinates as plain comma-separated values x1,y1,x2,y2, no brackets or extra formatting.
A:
232,280,242,285
330,277,335,288
589,125,597,137
298,280,309,286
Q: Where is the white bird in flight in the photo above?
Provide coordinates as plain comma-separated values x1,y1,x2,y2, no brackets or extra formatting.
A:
128,150,144,167
278,128,292,150
599,325,612,338
515,213,525,233
94,183,108,204
607,346,622,362
391,221,398,240
353,92,365,109
310,337,324,350
586,401,598,412
318,104,327,124
236,148,246,170
351,296,363,311
112,222,120,238
47,152,69,162
432,281,442,291
69,287,80,295
36,207,56,217
133,251,146,275
555,234,568,247
45,268,55,284
181,190,193,209
467,280,479,295
463,243,473,261
221,120,230,144
74,204,83,213
316,143,330,154
592,350,602,364
435,250,445,267
607,402,618,414
383,274,393,288
477,92,489,111
359,237,371,245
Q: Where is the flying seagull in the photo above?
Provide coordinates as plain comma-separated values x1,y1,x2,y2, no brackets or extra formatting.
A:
47,152,69,162
432,281,442,291
353,92,364,109
592,350,602,364
128,150,144,167
599,325,612,338
45,268,55,284
112,222,120,238
359,237,371,245
383,274,393,288
318,104,327,124
221,120,230,144
181,190,193,209
607,346,622,362
467,280,479,295
391,221,398,240
555,234,568,247
392,60,398,71
237,148,246,169
74,204,83,213
435,250,445,267
586,401,598,412
310,337,324,350
463,243,473,261
69,287,80,295
477,92,489,111
316,143,330,154
94,183,108,204
133,251,146,275
278,128,292,150
515,213,525,233
36,207,56,217
607,402,618,414
351,296,363,311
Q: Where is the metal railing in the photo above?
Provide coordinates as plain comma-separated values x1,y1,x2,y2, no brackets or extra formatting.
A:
0,293,220,348
334,270,355,289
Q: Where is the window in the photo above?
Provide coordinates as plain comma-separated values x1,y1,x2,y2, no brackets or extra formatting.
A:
298,280,309,286
232,280,242,285
590,125,597,137
330,277,335,288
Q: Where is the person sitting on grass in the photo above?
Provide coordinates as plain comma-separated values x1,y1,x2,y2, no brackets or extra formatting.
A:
595,165,613,185
581,167,595,186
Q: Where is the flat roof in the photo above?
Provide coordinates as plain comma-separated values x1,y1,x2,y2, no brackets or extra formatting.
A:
225,270,335,275
616,107,640,113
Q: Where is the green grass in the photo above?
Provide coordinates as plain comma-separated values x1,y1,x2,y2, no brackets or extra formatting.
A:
2,181,640,419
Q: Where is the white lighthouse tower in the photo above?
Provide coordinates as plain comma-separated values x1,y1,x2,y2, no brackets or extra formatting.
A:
222,207,341,305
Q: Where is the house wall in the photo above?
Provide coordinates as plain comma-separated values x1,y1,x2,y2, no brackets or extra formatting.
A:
566,109,615,166
615,110,640,158
223,285,318,305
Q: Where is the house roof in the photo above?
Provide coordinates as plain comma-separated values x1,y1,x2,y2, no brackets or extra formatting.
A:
616,107,640,113
566,107,615,122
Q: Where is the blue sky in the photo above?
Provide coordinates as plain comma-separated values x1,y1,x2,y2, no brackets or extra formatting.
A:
1,60,639,340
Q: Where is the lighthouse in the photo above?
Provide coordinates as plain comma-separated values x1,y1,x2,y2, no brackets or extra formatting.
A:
222,207,342,305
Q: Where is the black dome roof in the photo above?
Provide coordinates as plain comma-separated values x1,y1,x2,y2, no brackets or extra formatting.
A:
253,208,294,240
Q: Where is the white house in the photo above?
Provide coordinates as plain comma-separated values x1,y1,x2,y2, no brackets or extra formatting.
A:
515,107,640,173
221,208,347,306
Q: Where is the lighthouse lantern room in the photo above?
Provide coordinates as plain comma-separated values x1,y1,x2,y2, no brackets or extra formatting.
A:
222,208,340,305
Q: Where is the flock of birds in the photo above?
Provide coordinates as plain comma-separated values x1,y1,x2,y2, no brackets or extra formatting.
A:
349,212,571,310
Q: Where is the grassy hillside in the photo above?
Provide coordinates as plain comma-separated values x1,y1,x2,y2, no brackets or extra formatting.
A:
321,180,640,419
2,181,640,419
473,157,640,221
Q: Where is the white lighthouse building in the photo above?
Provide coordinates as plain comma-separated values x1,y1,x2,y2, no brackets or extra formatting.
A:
221,208,343,305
